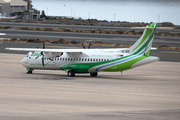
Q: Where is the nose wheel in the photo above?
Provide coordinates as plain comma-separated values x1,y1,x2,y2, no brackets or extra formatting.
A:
27,71,32,74
27,68,33,74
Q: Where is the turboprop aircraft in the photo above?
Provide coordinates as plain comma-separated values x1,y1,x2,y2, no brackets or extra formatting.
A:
6,22,159,77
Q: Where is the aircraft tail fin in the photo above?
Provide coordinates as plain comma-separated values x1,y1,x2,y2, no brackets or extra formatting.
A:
129,22,157,56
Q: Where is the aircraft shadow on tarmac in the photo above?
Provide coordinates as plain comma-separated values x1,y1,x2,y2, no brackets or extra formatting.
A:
25,72,152,81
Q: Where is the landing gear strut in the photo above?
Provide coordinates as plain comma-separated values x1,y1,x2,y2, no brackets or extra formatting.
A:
90,72,98,77
67,70,75,77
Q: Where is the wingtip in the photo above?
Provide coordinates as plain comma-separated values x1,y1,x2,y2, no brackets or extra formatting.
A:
5,48,9,50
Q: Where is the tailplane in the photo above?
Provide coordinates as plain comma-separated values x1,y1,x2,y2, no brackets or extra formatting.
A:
129,22,157,56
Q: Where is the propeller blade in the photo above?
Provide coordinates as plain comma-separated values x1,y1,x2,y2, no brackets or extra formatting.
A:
82,43,86,49
42,56,45,68
40,51,45,67
35,55,39,60
88,41,91,49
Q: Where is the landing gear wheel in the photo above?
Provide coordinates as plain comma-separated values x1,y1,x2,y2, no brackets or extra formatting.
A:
68,70,75,77
27,71,32,74
90,72,98,77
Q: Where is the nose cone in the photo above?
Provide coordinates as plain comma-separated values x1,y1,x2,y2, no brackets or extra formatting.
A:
157,57,160,61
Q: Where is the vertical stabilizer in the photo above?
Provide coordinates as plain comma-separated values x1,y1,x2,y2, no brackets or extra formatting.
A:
129,22,157,56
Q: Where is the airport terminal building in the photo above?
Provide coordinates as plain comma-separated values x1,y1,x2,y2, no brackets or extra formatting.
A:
0,0,27,17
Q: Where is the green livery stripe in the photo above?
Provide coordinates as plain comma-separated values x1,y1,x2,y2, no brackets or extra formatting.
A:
145,49,151,56
148,22,155,27
103,55,147,72
133,28,152,51
133,40,150,55
60,54,134,73
132,22,156,51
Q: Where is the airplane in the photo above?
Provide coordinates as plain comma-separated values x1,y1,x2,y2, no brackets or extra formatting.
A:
6,22,159,77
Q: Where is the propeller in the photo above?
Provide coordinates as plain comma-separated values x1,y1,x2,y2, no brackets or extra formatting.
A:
82,43,86,49
82,40,92,49
35,40,45,68
42,40,45,67
35,41,45,60
42,55,45,68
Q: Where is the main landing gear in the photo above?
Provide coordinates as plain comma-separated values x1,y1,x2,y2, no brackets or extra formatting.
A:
67,70,75,77
90,72,98,77
67,70,98,77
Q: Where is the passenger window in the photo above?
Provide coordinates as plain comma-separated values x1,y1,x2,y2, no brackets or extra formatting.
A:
96,59,98,61
74,58,75,61
65,58,67,61
93,59,95,61
68,58,70,61
88,59,89,61
79,58,81,61
82,58,84,61
102,59,103,61
85,59,86,61
107,59,109,62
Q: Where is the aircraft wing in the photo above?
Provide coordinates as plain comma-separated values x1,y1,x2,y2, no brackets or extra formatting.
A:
6,48,81,52
5,48,90,58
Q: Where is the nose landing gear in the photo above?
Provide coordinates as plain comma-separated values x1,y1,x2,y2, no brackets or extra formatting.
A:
27,71,32,74
27,68,33,74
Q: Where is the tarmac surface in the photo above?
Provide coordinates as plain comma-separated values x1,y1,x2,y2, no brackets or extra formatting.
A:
0,29,180,47
0,53,180,120
1,22,180,33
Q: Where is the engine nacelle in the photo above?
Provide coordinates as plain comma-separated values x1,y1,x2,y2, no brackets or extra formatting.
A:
43,52,63,59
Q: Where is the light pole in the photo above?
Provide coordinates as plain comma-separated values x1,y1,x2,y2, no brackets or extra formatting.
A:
89,12,90,19
114,13,116,22
47,8,48,17
71,10,72,18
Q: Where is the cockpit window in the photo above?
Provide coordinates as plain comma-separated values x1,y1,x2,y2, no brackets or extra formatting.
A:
26,54,29,57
